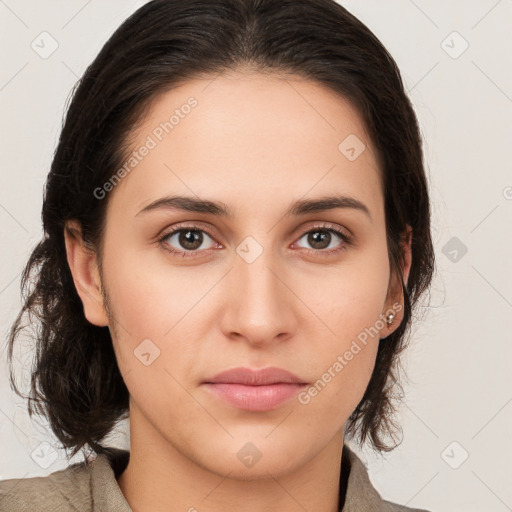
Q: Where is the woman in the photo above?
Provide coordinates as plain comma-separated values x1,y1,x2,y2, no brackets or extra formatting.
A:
1,0,435,510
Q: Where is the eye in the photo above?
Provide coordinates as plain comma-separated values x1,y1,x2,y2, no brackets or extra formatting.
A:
294,224,352,255
158,222,352,259
158,226,219,258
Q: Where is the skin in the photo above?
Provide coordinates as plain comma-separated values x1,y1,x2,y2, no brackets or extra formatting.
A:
65,69,412,512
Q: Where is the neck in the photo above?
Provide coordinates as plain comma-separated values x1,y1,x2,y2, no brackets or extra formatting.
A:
117,405,345,512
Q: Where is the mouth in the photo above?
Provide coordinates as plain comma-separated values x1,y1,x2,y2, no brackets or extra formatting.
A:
202,367,308,412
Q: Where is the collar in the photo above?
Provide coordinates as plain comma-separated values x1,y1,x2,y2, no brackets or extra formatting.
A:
89,444,386,511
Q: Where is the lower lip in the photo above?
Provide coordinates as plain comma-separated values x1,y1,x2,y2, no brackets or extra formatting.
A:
203,383,307,411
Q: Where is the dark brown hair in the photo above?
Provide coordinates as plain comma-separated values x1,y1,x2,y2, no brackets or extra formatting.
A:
6,0,434,459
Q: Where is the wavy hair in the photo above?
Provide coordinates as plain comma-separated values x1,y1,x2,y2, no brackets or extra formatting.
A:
6,0,435,459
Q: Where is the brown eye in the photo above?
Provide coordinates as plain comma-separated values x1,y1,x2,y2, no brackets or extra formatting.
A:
159,226,218,257
306,230,333,250
294,228,348,252
175,230,205,251
295,227,350,254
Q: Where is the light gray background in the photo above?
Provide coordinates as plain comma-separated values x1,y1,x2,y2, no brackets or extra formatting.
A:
1,1,511,511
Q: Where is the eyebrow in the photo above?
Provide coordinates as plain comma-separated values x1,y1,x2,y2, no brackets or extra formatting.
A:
136,194,372,221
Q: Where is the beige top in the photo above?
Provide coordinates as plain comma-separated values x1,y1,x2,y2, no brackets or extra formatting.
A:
0,444,430,511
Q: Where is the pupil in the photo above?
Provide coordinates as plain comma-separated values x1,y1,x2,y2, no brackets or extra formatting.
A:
309,231,330,249
180,230,202,250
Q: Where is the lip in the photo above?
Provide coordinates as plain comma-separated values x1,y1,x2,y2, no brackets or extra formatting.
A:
203,367,308,412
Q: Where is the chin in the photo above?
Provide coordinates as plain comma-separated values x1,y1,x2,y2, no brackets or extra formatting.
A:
193,435,310,480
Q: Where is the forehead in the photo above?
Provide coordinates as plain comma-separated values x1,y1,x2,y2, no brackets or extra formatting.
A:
107,71,382,219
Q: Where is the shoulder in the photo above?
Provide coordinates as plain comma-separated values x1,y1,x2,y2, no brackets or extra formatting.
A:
382,499,431,512
0,448,130,512
0,458,95,512
343,444,432,512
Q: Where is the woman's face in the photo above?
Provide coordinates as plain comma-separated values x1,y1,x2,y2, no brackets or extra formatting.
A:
67,70,409,478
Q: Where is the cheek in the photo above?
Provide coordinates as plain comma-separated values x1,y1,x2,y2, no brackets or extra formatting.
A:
293,245,390,407
101,246,220,380
299,246,391,342
102,253,206,421
102,246,207,336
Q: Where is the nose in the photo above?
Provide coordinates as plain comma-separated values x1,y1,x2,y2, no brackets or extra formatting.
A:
220,243,297,347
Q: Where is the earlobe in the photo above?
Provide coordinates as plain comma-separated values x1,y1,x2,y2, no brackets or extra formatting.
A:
64,220,109,327
381,225,413,338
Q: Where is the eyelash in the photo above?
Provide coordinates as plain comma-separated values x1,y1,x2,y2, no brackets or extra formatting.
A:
157,222,353,259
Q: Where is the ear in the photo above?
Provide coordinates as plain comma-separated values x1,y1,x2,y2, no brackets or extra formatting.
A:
380,224,413,338
64,220,109,327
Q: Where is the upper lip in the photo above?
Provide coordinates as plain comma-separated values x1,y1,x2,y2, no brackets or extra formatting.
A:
204,367,306,385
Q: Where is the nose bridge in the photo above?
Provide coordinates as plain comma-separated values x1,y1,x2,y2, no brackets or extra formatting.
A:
224,234,294,342
237,236,283,311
